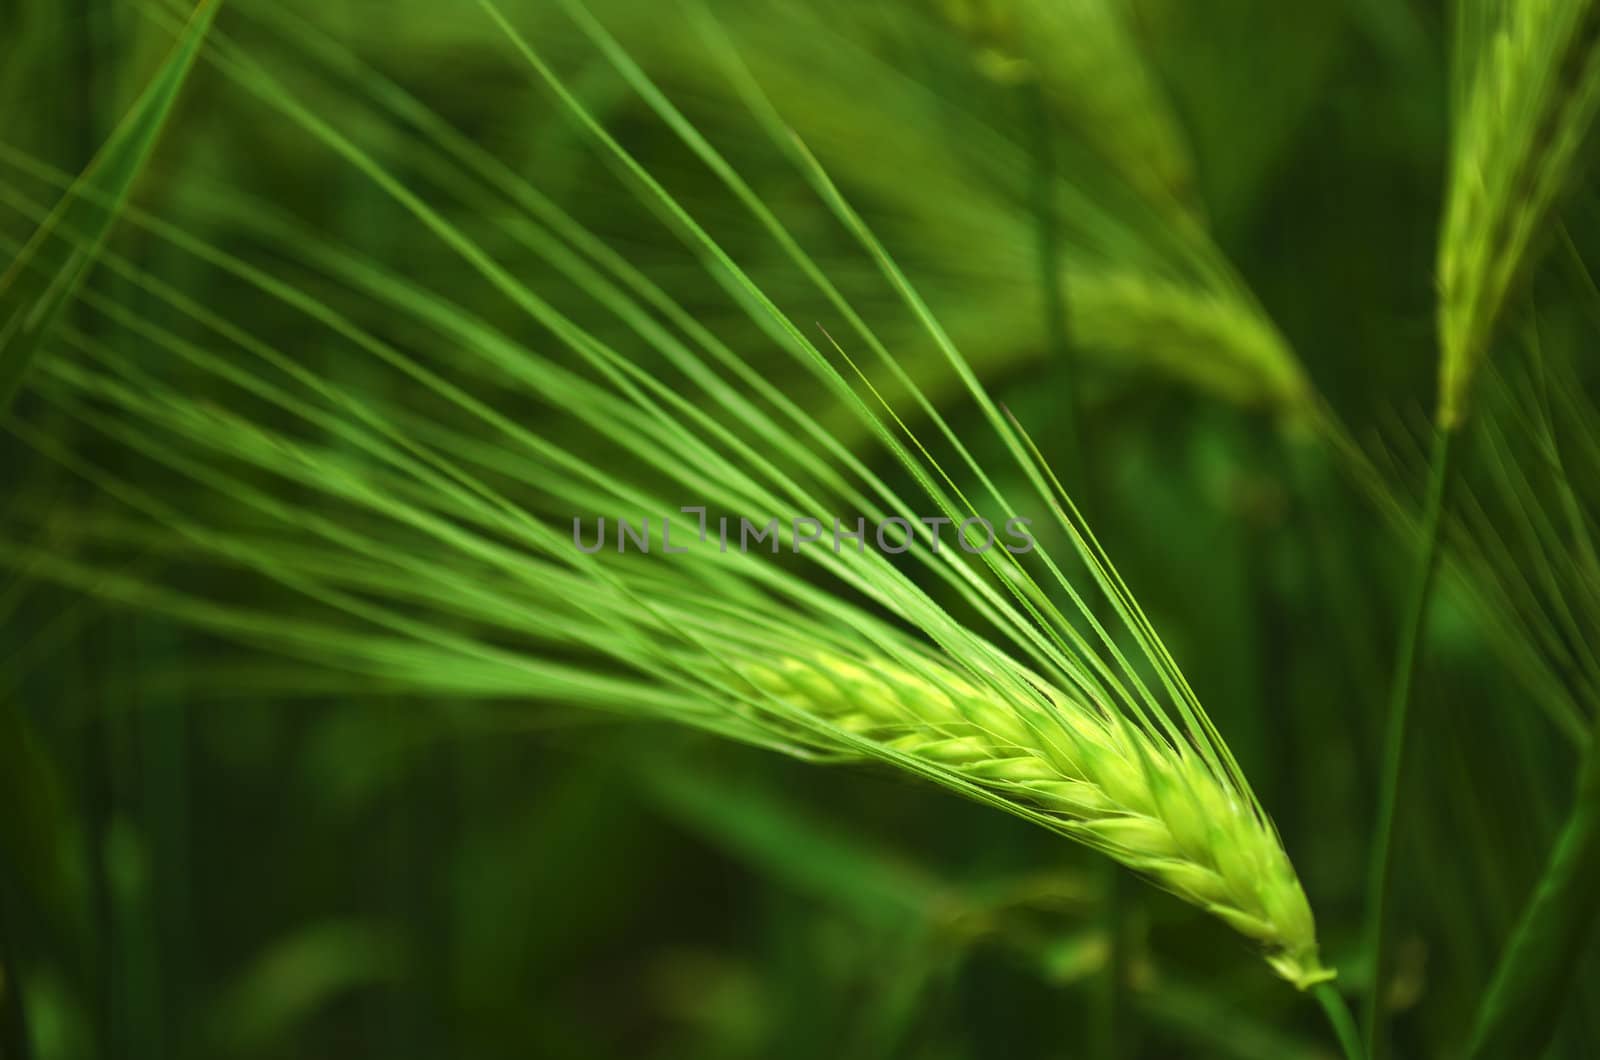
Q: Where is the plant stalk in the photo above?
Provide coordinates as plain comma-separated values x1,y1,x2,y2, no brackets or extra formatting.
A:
1466,713,1600,1058
1361,423,1455,1058
1025,76,1128,1060
1316,982,1365,1060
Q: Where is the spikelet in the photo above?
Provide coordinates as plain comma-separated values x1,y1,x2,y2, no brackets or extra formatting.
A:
1438,0,1600,428
743,650,1330,990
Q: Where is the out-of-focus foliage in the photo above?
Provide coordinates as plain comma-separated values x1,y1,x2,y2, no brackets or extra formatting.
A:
5,1,1600,1058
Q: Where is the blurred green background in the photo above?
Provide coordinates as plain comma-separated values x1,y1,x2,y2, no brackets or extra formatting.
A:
4,0,1600,1057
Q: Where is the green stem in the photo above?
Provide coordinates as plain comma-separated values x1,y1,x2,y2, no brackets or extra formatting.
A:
1316,982,1366,1060
1466,715,1600,1058
1025,77,1129,1060
1361,424,1455,1058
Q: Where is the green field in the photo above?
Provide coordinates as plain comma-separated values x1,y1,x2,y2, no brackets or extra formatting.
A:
4,2,1600,1057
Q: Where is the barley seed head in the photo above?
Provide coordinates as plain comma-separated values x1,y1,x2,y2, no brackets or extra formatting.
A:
743,649,1331,990
1438,0,1600,428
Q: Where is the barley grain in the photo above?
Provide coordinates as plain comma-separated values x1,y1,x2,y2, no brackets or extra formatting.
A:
745,649,1330,990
